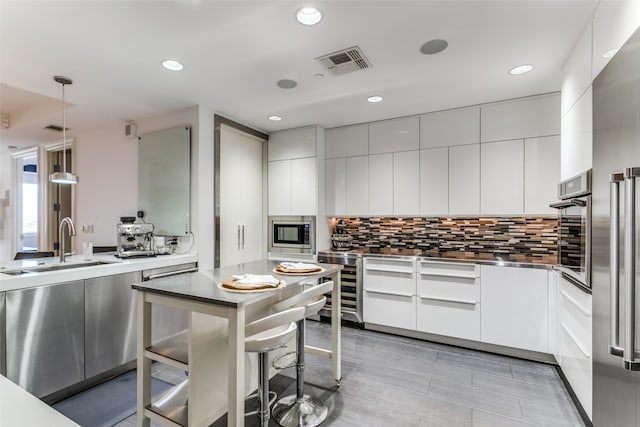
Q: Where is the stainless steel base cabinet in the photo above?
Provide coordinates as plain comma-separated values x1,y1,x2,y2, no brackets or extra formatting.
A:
6,281,85,398
0,292,5,376
85,271,140,379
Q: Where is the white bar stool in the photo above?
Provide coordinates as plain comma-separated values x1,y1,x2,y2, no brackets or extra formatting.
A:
271,281,334,427
245,306,306,427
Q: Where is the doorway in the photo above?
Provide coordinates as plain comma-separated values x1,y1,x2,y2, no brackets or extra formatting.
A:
14,151,39,252
214,116,268,268
47,149,73,255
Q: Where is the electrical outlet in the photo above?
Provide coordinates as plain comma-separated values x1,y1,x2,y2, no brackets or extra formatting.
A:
82,224,94,233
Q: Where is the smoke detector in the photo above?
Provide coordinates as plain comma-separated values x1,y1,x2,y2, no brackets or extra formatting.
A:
316,46,372,76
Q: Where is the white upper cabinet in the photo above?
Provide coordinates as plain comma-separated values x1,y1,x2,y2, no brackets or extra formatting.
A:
268,126,316,161
394,150,420,215
481,139,524,215
290,157,316,215
369,117,419,154
325,124,368,159
481,94,560,143
449,144,480,215
420,106,480,148
268,160,291,216
561,87,592,180
346,156,369,216
420,147,448,216
368,154,393,216
561,20,592,116
325,158,346,216
592,0,640,80
525,136,560,214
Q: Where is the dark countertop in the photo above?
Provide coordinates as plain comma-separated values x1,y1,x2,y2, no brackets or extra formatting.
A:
318,248,556,269
132,259,343,308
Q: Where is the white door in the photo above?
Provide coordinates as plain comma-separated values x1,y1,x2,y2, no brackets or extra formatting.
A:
219,124,264,267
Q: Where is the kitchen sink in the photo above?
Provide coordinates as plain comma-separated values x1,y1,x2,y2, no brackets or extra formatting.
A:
1,260,114,276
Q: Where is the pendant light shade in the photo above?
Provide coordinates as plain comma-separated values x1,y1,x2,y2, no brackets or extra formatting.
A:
49,75,79,185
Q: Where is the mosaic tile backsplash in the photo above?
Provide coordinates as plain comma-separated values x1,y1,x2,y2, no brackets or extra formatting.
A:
336,217,558,259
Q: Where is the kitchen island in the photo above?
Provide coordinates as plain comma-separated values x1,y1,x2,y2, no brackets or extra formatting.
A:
132,259,343,427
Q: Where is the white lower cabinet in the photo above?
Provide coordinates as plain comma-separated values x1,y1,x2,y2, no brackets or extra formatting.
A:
558,276,592,419
417,261,481,341
480,265,549,353
363,257,416,330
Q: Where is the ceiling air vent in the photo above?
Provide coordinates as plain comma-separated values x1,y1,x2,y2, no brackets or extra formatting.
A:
316,46,372,76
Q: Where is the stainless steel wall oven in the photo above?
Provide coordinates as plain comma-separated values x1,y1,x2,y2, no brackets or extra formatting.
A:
551,169,592,291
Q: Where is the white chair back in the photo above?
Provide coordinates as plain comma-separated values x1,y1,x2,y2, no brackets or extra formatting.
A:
272,281,334,312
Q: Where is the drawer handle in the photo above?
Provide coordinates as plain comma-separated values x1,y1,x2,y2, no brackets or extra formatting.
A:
144,267,198,281
419,272,478,279
419,295,477,305
365,289,414,298
365,267,413,274
420,261,478,270
560,290,591,318
560,322,591,359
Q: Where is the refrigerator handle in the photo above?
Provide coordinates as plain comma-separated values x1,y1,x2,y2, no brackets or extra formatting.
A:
238,224,241,250
610,173,624,357
624,167,640,371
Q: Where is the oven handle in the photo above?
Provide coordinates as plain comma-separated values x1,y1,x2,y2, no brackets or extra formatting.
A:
610,172,624,357
549,199,587,209
624,167,640,370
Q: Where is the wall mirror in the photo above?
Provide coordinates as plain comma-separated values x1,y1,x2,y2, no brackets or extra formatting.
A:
138,125,191,236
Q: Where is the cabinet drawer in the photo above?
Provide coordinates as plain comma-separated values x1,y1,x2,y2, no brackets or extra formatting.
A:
419,261,479,278
417,296,480,341
364,258,415,294
363,292,416,330
559,323,592,416
559,277,592,355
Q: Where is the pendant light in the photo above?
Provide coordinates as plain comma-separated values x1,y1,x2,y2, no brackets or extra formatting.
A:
49,75,79,184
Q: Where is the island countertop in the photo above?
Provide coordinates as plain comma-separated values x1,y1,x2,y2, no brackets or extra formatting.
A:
131,259,343,308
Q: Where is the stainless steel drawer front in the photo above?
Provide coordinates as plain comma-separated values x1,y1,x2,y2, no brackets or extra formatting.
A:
7,281,85,398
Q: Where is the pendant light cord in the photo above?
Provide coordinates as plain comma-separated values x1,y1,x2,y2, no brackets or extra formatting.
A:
62,82,67,174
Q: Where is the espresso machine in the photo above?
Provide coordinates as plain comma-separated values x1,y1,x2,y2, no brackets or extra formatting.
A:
116,217,155,258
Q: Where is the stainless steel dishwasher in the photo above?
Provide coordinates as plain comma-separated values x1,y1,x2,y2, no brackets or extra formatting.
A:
317,251,363,323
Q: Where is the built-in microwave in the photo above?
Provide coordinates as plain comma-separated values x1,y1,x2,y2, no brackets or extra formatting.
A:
268,216,315,254
550,170,592,291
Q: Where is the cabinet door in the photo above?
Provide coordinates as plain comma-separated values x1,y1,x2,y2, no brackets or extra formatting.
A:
560,87,592,180
85,272,140,378
420,147,448,215
346,156,369,216
481,139,524,214
268,160,291,216
268,126,316,161
420,106,480,149
480,94,560,143
326,124,368,158
525,136,560,214
368,153,393,215
417,262,480,341
369,117,419,154
291,157,316,215
449,144,480,215
363,258,416,330
394,150,420,215
7,281,85,398
0,292,4,376
325,158,346,216
481,266,549,353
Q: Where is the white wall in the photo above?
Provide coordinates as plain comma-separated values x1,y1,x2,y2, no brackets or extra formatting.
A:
561,0,640,179
0,150,13,260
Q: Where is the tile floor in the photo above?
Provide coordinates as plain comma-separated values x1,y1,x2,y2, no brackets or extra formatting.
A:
115,321,585,427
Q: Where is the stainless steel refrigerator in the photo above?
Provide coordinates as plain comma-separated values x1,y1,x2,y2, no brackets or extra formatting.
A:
592,25,640,426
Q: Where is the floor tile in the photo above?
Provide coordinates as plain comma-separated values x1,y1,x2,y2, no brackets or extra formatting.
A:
427,380,522,418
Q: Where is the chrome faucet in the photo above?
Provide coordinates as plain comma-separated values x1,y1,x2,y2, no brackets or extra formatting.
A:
59,217,76,262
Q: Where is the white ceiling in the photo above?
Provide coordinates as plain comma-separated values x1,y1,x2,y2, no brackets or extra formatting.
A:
0,0,598,148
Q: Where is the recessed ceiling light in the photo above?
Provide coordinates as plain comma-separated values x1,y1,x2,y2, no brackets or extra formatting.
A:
509,64,534,75
161,59,184,71
602,48,619,58
296,7,322,25
268,115,283,121
277,79,297,89
367,95,383,103
420,39,448,55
